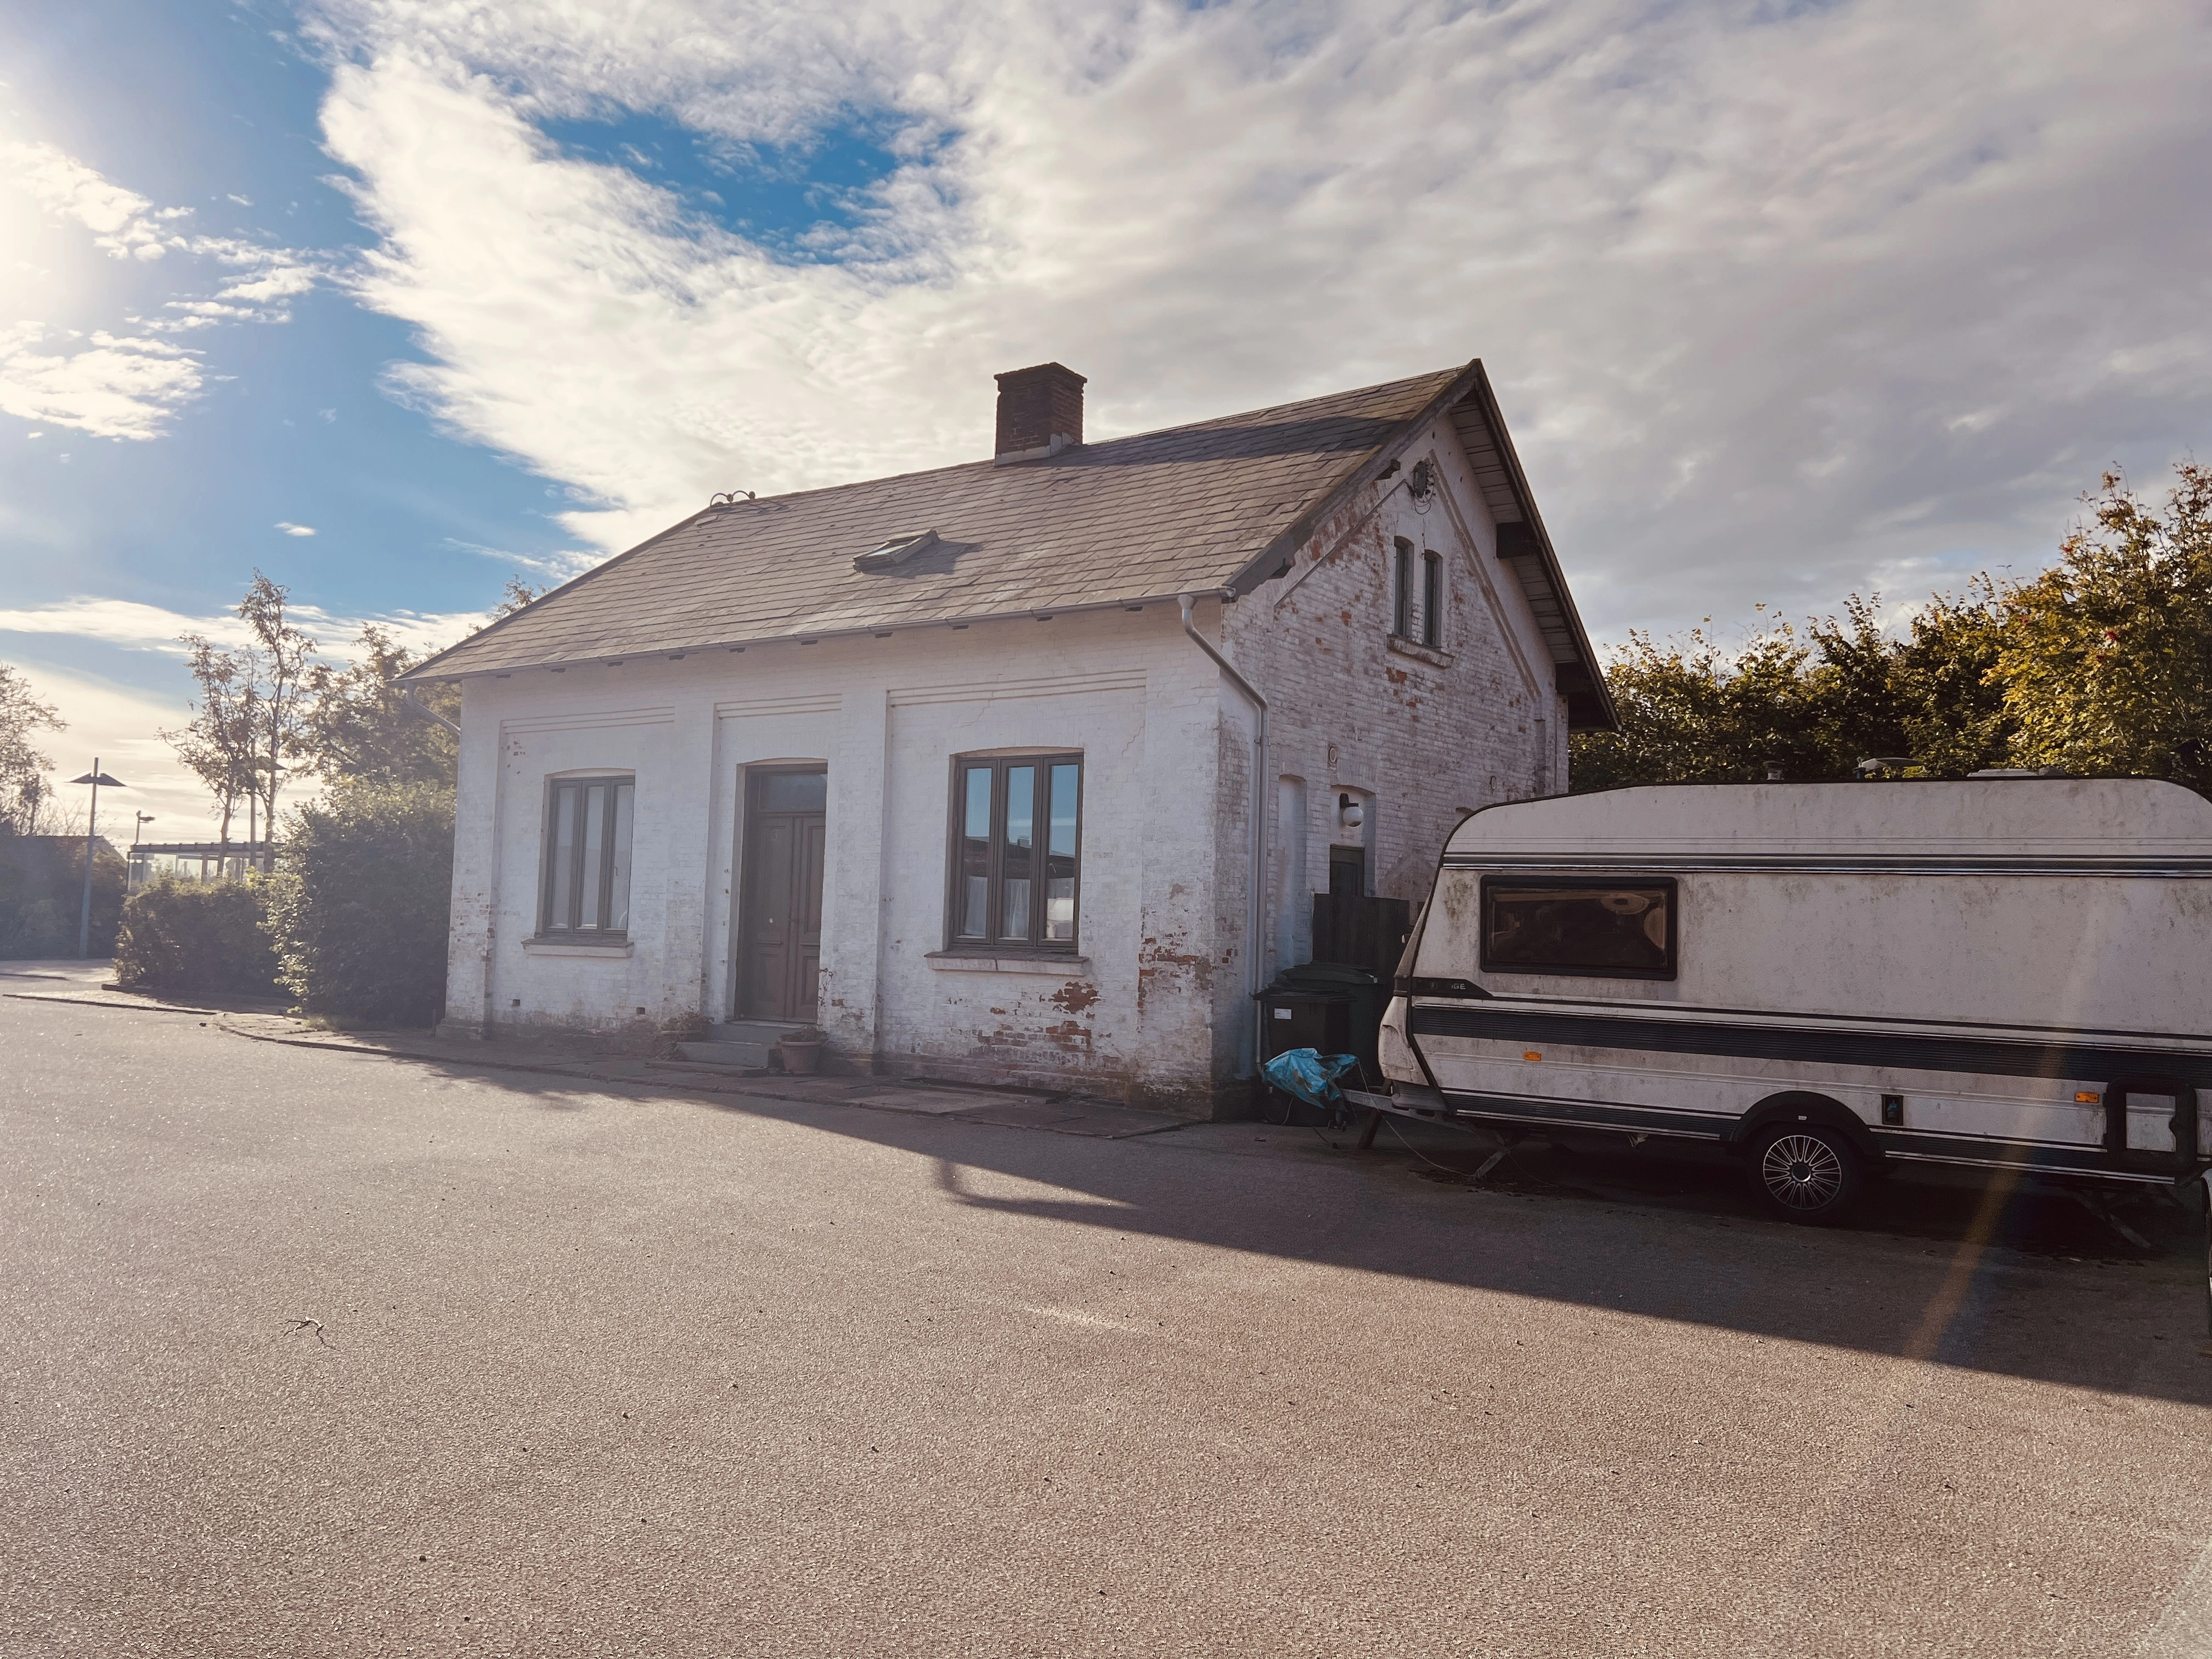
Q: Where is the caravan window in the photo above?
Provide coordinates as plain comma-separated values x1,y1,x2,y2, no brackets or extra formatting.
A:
1480,878,1675,979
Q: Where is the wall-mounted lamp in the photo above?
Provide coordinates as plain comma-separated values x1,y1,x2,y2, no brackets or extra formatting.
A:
1338,793,1364,830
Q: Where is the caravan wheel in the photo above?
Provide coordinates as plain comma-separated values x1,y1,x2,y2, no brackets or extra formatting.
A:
1748,1124,1863,1224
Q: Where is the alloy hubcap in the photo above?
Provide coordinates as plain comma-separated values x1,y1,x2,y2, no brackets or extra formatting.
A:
1761,1133,1843,1210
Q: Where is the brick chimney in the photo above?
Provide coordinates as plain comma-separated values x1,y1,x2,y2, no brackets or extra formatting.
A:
994,362,1085,460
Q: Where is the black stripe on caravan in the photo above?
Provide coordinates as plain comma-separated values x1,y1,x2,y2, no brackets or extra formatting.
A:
1871,1127,2165,1180
1433,1090,2175,1184
1435,1090,1737,1141
1440,854,2212,878
1408,1003,2212,1086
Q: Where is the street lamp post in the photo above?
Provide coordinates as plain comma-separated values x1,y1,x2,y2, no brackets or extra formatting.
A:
68,760,127,961
133,812,155,846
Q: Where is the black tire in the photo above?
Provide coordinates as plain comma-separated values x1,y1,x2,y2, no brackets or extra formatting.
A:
1746,1122,1863,1224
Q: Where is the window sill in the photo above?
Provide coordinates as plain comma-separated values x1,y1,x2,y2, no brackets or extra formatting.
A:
925,951,1090,977
1387,634,1453,668
522,936,635,958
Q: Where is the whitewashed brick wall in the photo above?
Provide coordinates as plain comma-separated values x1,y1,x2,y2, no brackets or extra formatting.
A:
1200,413,1572,1061
438,413,1572,1118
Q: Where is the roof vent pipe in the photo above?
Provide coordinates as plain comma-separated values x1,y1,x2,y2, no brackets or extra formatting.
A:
994,363,1085,463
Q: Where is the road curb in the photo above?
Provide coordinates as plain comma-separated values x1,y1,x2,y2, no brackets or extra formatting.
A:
212,1017,817,1098
4,991,219,1015
210,1017,1195,1140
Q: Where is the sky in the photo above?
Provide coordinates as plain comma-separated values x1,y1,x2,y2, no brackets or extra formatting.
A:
3,0,2209,836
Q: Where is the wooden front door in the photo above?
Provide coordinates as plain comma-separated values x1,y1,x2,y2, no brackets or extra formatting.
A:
736,768,827,1021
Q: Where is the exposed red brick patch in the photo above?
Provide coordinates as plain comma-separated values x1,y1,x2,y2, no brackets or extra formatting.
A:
1051,980,1101,1013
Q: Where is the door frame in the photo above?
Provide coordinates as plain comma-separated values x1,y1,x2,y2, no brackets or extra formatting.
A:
731,763,829,1022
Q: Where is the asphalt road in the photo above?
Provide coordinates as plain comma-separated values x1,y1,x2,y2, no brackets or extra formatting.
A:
6,985,2212,1658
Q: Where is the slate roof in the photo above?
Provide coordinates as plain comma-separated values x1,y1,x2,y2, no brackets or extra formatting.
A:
404,359,1615,728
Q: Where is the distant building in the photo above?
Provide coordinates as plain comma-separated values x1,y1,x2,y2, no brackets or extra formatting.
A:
126,843,270,893
402,358,1614,1115
1,834,122,958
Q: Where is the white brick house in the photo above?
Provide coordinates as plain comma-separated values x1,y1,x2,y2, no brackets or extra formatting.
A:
401,360,1613,1116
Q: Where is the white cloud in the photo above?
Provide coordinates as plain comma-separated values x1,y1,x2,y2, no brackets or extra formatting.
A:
0,597,262,653
0,139,331,439
443,538,601,580
274,521,317,537
0,594,492,661
2,141,322,316
292,0,2212,637
1,139,189,261
0,325,203,441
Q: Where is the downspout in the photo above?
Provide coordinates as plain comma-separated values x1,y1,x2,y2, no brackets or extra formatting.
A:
1178,593,1268,1081
399,685,462,738
398,682,482,1032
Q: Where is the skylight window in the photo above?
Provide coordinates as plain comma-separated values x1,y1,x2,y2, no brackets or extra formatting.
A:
853,528,939,571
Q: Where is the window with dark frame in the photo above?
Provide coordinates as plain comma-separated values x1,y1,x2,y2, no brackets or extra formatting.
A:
1421,549,1443,647
949,754,1082,951
1392,538,1414,637
1479,877,1676,979
538,776,636,938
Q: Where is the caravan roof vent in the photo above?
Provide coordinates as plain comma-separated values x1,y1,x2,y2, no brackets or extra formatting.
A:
854,528,939,572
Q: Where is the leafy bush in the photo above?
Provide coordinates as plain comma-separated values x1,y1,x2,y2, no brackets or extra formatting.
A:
265,781,453,1027
113,878,278,994
0,837,125,958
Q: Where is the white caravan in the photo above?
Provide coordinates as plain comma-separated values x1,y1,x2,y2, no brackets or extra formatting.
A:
1373,779,2212,1222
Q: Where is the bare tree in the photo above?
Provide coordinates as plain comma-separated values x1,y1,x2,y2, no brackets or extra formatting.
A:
495,575,545,617
162,574,318,856
239,572,316,847
163,637,259,846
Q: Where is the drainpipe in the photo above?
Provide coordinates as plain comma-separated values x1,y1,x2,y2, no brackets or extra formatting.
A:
398,682,478,1033
1178,592,1268,1080
399,685,461,738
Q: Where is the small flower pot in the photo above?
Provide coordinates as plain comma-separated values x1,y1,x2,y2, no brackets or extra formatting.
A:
777,1039,825,1075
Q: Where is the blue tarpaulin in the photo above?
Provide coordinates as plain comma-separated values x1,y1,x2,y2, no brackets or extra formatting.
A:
1262,1047,1361,1110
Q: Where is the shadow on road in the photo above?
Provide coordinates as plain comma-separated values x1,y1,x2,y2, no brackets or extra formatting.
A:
259,1026,2212,1413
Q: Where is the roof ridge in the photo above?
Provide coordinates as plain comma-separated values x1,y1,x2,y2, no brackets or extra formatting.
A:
667,364,1466,514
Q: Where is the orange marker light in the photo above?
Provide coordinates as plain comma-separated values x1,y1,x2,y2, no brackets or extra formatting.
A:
1522,1051,1542,1063
2075,1091,2101,1103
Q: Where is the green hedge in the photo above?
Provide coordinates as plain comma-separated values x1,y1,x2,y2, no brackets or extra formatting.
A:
114,879,279,995
266,782,453,1028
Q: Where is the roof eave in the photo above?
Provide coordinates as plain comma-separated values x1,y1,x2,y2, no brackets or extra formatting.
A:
1218,357,1617,733
394,507,720,685
1219,358,1492,602
1458,364,1618,732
